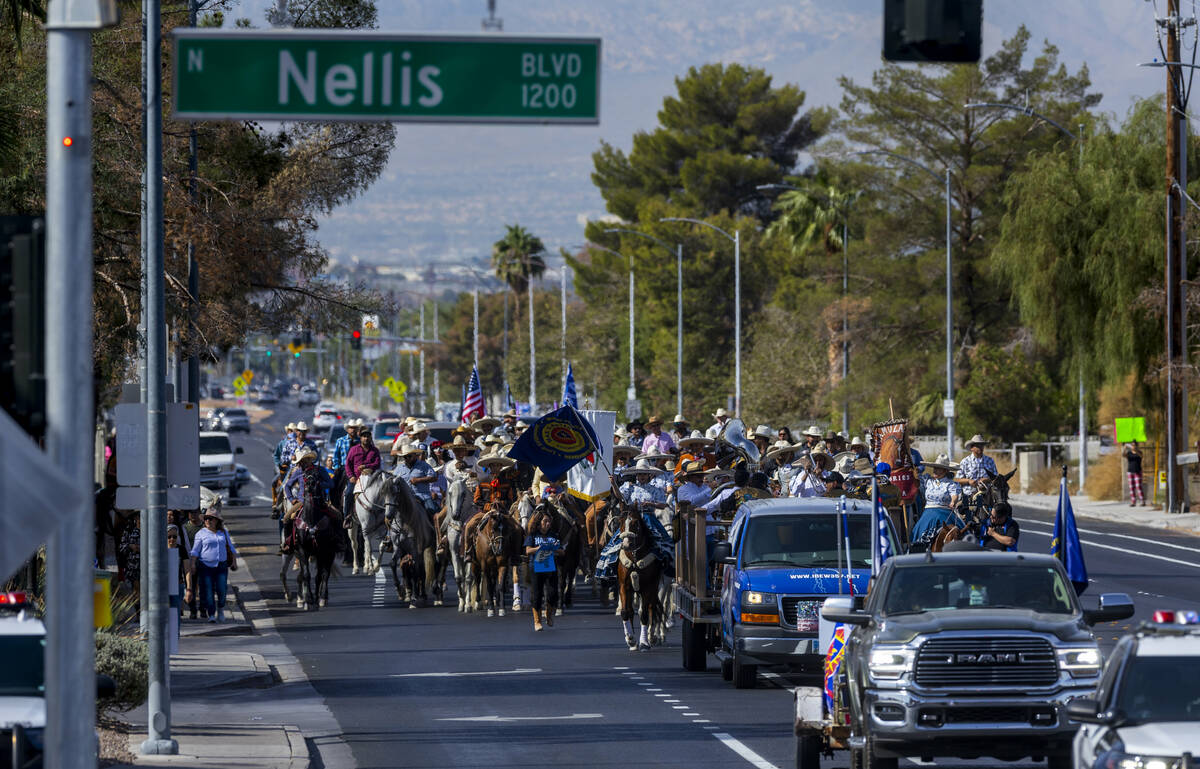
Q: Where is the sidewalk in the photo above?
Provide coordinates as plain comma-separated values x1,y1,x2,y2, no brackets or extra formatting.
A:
1010,492,1200,533
110,553,352,768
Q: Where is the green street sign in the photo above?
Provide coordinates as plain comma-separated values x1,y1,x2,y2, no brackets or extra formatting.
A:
172,30,601,124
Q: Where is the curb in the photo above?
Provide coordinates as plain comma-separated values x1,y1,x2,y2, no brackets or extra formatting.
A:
1011,494,1200,535
179,585,254,637
283,725,310,769
171,652,277,690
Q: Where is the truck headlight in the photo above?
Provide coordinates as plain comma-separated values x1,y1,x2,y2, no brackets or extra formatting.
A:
1099,750,1183,769
1057,647,1101,677
743,591,775,606
868,646,914,680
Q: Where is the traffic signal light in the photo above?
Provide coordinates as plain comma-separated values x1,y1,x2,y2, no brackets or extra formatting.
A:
0,216,46,440
883,0,981,63
350,329,361,350
266,350,272,357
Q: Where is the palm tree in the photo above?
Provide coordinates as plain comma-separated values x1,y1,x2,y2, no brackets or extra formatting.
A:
491,224,546,294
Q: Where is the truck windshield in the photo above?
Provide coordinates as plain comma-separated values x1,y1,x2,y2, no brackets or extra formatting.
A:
0,635,45,696
740,514,874,569
199,435,232,455
882,564,1075,615
1116,657,1200,723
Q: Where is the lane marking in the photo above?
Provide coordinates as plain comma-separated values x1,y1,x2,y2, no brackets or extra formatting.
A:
664,699,680,703
612,666,629,670
253,495,274,504
1021,526,1200,569
684,712,700,716
647,688,662,692
435,713,600,722
1021,519,1200,555
394,668,543,678
372,569,386,608
654,694,671,697
712,732,781,769
672,705,688,710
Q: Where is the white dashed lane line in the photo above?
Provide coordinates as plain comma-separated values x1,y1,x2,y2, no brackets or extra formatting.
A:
372,569,387,607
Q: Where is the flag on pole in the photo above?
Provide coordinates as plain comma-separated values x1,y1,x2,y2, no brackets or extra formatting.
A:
462,366,485,425
507,404,602,480
563,362,578,409
1051,471,1088,595
505,382,515,412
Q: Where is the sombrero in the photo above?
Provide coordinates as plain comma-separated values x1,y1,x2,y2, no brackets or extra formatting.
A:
764,440,796,461
449,434,477,453
678,430,714,450
634,445,670,464
477,455,516,471
612,444,640,460
471,415,501,432
623,458,663,477
924,453,959,472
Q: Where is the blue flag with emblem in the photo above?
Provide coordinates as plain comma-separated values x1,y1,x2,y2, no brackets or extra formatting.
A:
507,404,602,481
1051,472,1088,595
875,499,892,571
562,362,578,409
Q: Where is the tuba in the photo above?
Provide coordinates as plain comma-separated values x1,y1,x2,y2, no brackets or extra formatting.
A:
716,418,760,470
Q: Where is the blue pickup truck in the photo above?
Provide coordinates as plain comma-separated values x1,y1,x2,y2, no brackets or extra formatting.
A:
674,496,899,689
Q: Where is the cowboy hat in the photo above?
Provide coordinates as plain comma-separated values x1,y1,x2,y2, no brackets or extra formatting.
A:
712,407,730,419
470,416,501,432
624,458,662,477
646,415,663,426
801,425,823,438
626,419,644,430
612,444,640,459
965,434,988,448
808,447,832,468
672,414,688,425
753,424,774,440
679,459,706,477
515,420,529,430
834,453,856,476
294,421,309,432
285,422,297,431
293,447,317,464
477,455,516,471
449,434,477,452
704,467,733,483
501,409,518,419
849,435,867,449
764,440,796,461
396,441,424,457
613,426,629,440
634,445,668,463
679,430,714,449
823,430,838,441
924,453,958,472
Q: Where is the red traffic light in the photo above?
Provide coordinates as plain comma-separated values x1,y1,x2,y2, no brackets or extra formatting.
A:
352,330,361,339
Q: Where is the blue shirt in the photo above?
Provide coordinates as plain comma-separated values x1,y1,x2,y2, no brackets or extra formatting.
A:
189,527,237,569
395,459,435,498
281,436,320,465
922,476,960,508
525,534,561,573
273,435,293,466
330,434,353,470
957,453,998,481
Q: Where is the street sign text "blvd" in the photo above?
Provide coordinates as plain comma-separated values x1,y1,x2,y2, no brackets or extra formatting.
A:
173,30,601,124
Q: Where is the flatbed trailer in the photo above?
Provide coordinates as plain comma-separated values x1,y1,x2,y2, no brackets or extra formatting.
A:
673,502,722,671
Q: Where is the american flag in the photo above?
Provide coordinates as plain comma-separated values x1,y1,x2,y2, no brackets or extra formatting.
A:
462,365,485,425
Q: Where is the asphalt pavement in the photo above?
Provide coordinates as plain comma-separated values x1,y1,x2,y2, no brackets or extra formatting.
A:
213,401,1200,769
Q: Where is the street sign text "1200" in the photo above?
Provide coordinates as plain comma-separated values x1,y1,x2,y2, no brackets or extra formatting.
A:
172,30,600,124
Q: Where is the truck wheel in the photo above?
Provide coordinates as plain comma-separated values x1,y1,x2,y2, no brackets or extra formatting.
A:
681,619,708,672
732,656,757,689
795,734,821,769
720,656,733,681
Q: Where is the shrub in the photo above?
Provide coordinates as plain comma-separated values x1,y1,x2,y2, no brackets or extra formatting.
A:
1084,452,1124,502
95,631,147,715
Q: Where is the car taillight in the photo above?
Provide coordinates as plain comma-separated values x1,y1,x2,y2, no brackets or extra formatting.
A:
336,415,342,420
0,591,28,606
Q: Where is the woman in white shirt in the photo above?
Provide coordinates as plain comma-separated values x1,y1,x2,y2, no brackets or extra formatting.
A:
188,508,238,623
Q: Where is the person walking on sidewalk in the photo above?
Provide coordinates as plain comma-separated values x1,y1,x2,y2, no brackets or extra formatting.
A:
189,509,239,623
524,513,564,631
1123,442,1146,506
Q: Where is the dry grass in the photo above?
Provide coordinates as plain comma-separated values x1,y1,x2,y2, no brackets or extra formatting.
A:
1084,453,1125,501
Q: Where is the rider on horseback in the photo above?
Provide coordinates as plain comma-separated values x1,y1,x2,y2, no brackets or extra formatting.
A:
274,423,296,468
911,454,962,546
394,441,439,516
281,448,335,554
955,434,998,488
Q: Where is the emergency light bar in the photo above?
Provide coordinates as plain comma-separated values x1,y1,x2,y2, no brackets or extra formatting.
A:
1152,609,1200,624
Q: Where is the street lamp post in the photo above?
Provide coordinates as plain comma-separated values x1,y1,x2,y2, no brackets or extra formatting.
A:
965,102,1085,486
605,229,684,415
661,218,741,416
855,150,955,457
585,241,638,412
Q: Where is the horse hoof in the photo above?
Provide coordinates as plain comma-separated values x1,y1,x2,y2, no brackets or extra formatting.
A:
409,602,418,610
665,619,675,630
352,567,361,575
434,599,443,607
625,635,635,648
639,643,650,652
295,597,304,608
555,608,563,617
319,598,327,608
614,607,622,616
487,609,495,618
498,607,506,617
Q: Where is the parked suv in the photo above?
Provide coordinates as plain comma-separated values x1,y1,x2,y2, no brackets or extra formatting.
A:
199,431,244,495
823,551,1134,768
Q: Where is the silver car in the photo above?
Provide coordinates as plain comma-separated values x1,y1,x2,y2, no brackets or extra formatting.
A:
215,407,250,433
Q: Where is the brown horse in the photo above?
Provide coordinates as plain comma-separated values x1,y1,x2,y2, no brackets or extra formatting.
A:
584,496,620,604
614,508,666,652
466,503,524,617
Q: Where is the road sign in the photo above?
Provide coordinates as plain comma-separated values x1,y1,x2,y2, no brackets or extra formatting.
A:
172,30,601,124
287,342,301,354
370,371,380,381
241,369,254,382
942,398,956,418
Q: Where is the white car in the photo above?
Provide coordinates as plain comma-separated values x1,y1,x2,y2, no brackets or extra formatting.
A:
199,431,244,494
0,594,46,765
313,400,337,416
312,409,342,431
1070,611,1200,769
297,387,320,407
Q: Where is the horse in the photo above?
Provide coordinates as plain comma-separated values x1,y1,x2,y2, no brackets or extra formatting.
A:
584,496,619,606
509,493,537,610
381,474,438,608
532,498,584,615
614,507,667,652
436,478,477,611
293,491,339,611
467,502,524,617
353,470,393,575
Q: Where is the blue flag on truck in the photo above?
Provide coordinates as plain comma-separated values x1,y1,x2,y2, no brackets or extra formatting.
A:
507,404,601,481
1051,474,1088,595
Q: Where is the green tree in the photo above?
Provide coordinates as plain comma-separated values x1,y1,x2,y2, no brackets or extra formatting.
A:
955,342,1069,443
491,224,546,294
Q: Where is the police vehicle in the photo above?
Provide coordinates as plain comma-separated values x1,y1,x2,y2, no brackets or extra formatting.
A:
0,591,45,768
1069,610,1200,769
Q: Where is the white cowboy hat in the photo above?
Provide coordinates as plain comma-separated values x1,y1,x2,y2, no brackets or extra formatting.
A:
752,424,774,440
285,422,297,431
613,444,640,459
449,434,477,452
764,440,796,461
396,441,424,457
672,414,687,425
924,453,959,472
613,426,629,440
834,453,856,476
477,455,515,471
712,407,730,419
624,458,663,477
634,445,668,463
849,435,867,449
515,420,529,430
294,421,309,431
471,415,501,432
679,430,714,449
965,434,988,448
293,447,317,464
801,425,823,438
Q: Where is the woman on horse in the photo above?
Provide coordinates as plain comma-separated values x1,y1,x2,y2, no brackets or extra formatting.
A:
911,455,963,545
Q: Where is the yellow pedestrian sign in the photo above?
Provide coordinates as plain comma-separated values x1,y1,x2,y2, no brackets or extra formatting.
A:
242,369,254,382
232,375,248,396
383,377,407,404
370,372,380,381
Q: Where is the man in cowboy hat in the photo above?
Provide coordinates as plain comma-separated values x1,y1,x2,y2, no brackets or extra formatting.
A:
492,409,519,439
618,459,668,508
640,415,676,455
797,425,823,458
612,442,639,471
791,447,831,498
637,446,673,497
625,419,646,449
956,434,998,488
473,455,519,509
273,422,297,468
281,421,319,467
763,440,797,492
849,435,871,462
670,414,690,444
674,459,712,509
442,434,480,484
705,407,731,439
613,425,630,445
515,420,529,437
393,440,438,515
752,424,774,459
330,418,360,472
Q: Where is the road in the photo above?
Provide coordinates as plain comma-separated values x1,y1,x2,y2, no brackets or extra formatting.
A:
216,401,1200,769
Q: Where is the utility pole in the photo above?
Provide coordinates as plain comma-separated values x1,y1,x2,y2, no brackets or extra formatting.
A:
419,303,426,413
185,0,199,405
528,273,536,412
433,299,440,406
1164,0,1190,513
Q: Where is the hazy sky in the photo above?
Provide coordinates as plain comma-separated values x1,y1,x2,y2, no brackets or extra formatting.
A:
225,0,1172,268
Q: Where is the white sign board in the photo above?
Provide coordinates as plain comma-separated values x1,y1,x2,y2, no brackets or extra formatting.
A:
568,410,614,503
114,402,200,487
942,398,956,419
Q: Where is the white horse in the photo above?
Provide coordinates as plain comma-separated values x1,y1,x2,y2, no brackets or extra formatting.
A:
654,506,677,630
510,493,535,611
353,470,392,574
441,478,476,612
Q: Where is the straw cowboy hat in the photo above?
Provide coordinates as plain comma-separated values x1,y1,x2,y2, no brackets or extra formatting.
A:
612,444,640,460
964,434,988,448
833,452,857,476
501,409,518,419
515,420,529,431
477,454,516,471
704,467,733,483
294,421,309,432
753,424,774,440
396,441,424,457
624,458,663,477
801,425,823,439
678,430,714,450
286,422,297,431
634,445,668,463
646,415,663,426
764,440,796,461
924,453,959,473
471,415,501,432
678,459,706,478
712,407,730,419
293,447,317,464
808,446,833,469
672,414,688,425
449,434,477,453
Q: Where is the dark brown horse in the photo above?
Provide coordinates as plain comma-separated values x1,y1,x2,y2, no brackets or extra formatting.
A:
467,502,524,617
294,491,339,611
614,508,666,652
